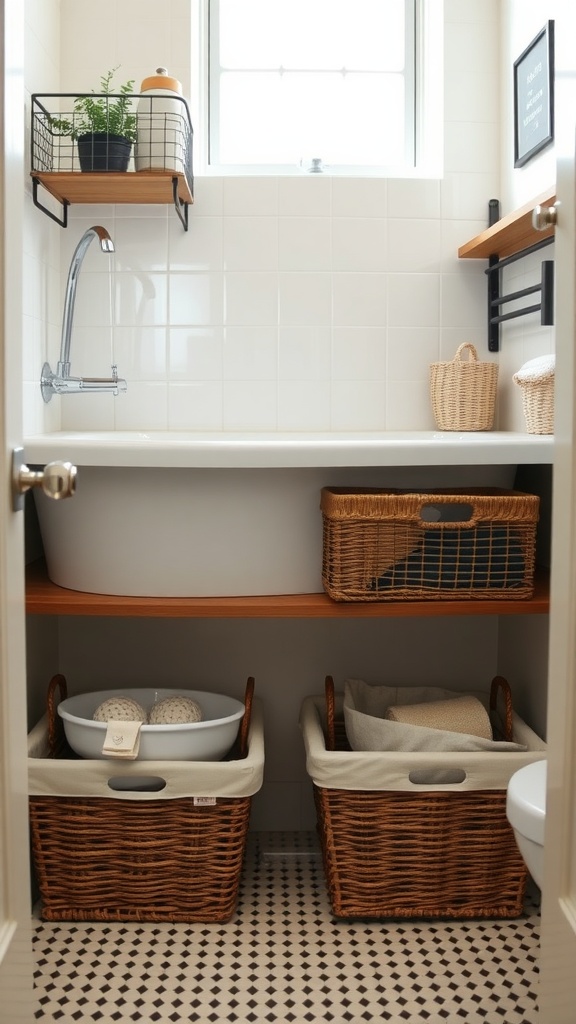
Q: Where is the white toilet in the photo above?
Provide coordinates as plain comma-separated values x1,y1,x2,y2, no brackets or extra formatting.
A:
506,760,547,888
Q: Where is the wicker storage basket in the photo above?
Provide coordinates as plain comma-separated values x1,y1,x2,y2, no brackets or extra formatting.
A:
430,343,498,431
321,486,539,602
28,675,263,923
513,356,555,434
300,676,546,919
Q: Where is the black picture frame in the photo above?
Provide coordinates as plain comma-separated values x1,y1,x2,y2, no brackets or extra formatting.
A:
514,21,554,168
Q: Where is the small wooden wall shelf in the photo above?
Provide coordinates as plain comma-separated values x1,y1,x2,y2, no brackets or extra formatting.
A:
458,187,556,260
25,560,551,620
32,171,193,208
31,171,193,230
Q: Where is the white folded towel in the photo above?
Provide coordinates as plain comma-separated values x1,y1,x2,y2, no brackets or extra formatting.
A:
513,354,555,382
102,719,142,759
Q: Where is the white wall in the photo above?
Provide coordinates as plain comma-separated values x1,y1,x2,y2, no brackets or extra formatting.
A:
23,0,508,436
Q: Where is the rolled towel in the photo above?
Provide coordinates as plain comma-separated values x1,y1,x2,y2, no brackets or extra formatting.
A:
385,694,492,740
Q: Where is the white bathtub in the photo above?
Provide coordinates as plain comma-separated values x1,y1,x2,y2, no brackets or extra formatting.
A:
24,431,552,597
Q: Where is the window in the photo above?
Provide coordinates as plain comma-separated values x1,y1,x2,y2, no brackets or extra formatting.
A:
206,0,442,175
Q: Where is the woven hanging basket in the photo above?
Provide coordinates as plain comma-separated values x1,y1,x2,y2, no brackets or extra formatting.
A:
513,355,555,435
430,343,498,431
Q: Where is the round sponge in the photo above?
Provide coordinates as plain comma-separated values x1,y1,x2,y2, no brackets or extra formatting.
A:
93,696,148,723
149,695,203,725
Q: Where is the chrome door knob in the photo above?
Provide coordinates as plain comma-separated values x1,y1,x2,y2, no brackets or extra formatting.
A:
532,204,558,231
11,446,77,511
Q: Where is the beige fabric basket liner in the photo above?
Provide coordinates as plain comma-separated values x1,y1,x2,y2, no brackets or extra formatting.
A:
28,698,265,800
300,695,546,793
344,679,522,752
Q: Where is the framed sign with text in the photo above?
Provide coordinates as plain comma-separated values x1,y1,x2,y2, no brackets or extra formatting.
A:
514,22,554,168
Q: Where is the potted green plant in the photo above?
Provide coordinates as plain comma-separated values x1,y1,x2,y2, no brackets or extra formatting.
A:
50,67,137,172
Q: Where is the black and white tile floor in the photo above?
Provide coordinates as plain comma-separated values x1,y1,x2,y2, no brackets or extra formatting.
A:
32,832,540,1023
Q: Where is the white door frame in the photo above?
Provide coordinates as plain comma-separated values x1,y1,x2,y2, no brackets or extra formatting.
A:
538,15,576,1020
0,0,35,1018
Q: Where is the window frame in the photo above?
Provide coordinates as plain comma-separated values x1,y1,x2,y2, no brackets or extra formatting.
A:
198,0,443,177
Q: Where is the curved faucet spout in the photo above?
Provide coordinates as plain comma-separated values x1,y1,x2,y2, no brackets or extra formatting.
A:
41,225,126,403
58,225,115,375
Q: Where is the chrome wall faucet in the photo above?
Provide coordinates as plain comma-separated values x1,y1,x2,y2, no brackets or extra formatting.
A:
41,225,128,403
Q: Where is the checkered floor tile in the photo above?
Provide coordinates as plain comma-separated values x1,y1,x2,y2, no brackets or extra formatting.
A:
32,831,540,1023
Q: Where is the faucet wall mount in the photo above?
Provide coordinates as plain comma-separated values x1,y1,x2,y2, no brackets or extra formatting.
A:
41,225,128,402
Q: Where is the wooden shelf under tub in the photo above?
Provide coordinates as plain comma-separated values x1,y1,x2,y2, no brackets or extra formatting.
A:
25,560,551,619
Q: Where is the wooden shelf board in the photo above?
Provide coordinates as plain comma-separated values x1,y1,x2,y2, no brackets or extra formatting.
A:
458,188,556,260
32,171,194,206
25,560,550,619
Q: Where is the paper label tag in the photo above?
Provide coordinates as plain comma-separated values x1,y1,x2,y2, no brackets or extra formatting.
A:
193,797,217,806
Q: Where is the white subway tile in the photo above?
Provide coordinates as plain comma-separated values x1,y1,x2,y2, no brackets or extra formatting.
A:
332,273,388,328
330,381,386,430
332,327,386,380
223,217,278,271
223,177,279,216
192,177,224,216
278,273,332,326
278,381,331,430
332,178,387,218
278,326,331,380
116,273,169,327
168,326,223,379
222,381,278,430
386,380,436,430
113,382,169,430
387,179,441,219
224,272,278,326
440,272,486,329
112,326,168,381
169,273,223,326
112,217,169,272
60,392,116,432
223,327,278,380
169,216,223,273
387,219,441,273
278,176,331,217
279,218,332,272
386,274,441,329
387,328,440,381
168,381,223,430
332,219,387,272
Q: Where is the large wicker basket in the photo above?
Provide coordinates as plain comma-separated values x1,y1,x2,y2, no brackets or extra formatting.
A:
300,676,546,919
320,486,539,602
430,343,498,431
28,675,263,923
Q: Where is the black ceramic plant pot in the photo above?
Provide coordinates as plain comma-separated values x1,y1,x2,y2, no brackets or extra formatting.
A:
77,133,132,172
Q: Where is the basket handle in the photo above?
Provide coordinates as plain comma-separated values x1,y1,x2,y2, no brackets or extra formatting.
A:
46,673,68,758
237,676,255,758
490,675,514,742
325,675,336,751
453,342,478,363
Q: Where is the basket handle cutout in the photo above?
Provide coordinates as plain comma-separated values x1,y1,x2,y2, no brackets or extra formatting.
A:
107,775,167,793
420,502,474,525
408,769,467,786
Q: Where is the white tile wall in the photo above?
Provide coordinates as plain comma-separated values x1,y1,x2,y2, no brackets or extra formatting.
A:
22,0,555,436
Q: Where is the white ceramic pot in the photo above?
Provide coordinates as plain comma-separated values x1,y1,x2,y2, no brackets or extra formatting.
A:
136,67,186,174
